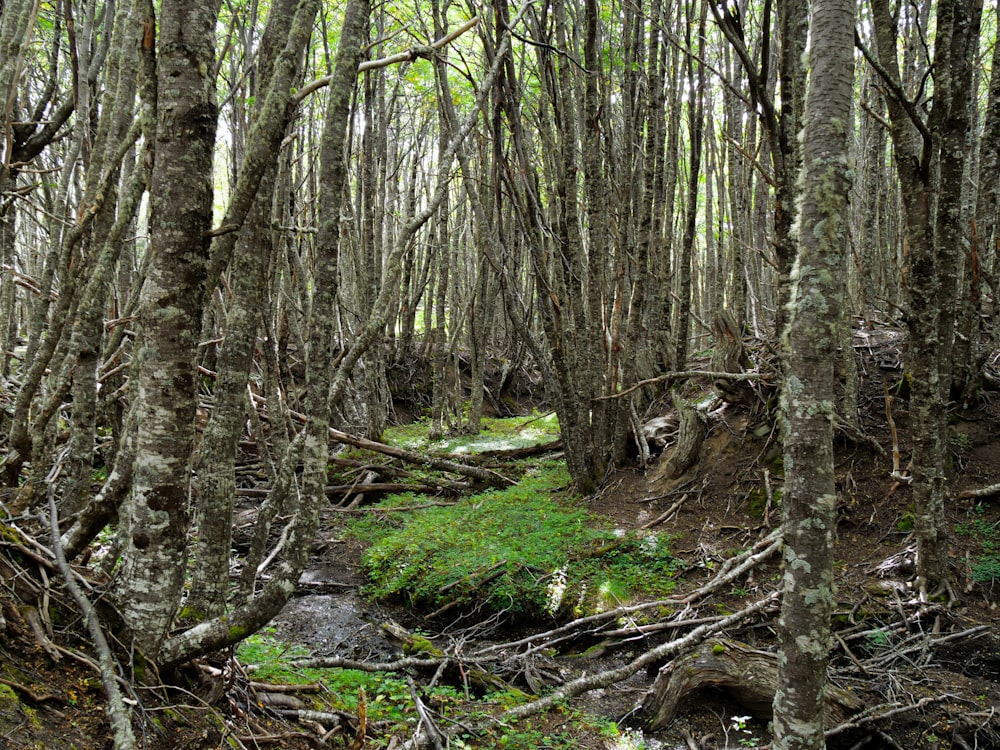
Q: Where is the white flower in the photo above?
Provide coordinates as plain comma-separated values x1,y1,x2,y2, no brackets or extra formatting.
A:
545,567,567,615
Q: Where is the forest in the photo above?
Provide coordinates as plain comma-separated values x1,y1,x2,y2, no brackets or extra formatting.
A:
0,0,999,746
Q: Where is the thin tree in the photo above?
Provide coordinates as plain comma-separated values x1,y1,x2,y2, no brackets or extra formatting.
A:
774,0,855,745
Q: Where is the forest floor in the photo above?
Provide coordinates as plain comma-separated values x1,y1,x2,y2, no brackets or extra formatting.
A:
2,329,1000,749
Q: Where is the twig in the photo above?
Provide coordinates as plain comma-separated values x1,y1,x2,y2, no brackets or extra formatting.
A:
884,380,909,484
825,695,956,737
288,654,444,672
248,682,323,693
595,370,771,401
24,606,62,662
503,592,780,720
475,531,782,657
46,458,137,750
641,494,689,529
407,676,446,750
293,17,481,102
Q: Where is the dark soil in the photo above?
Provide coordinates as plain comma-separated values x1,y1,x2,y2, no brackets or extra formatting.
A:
2,334,1000,749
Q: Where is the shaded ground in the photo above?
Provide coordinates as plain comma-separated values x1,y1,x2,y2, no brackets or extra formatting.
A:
2,331,1000,748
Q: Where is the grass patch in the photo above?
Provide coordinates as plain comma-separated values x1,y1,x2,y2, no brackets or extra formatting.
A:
236,631,625,747
350,459,679,620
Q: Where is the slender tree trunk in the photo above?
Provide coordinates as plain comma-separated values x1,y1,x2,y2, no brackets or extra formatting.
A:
774,0,854,744
113,0,222,656
674,0,706,371
187,0,319,621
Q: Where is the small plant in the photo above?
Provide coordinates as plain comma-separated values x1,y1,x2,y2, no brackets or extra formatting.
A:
730,714,761,748
866,628,891,649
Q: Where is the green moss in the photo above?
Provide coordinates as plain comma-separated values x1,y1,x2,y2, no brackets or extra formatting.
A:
382,412,561,455
896,511,915,532
226,624,249,641
402,635,442,657
956,504,1000,585
350,459,679,620
177,605,205,623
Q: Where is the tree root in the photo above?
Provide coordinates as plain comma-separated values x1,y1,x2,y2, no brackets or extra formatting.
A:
638,638,863,729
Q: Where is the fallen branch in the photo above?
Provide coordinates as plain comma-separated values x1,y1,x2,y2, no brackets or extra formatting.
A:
288,654,444,672
475,531,782,658
595,370,772,401
248,392,512,487
955,482,1000,500
825,694,956,738
641,493,689,529
503,592,780,721
47,464,137,750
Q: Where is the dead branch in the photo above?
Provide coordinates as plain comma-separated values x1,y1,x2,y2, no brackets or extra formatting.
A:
248,681,323,693
884,381,909,484
288,654,444,672
475,531,782,658
24,606,61,662
595,369,772,401
47,466,137,750
955,482,1000,500
322,501,460,514
641,493,689,529
502,592,780,721
407,676,446,750
248,392,511,487
825,695,956,738
293,17,481,102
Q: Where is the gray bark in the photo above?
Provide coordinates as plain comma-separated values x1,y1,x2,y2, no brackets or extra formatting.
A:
113,0,222,656
774,0,854,745
187,0,318,621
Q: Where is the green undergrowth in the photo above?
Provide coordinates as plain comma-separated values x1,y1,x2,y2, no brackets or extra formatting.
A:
349,458,680,620
383,412,561,455
236,630,625,748
956,503,1000,586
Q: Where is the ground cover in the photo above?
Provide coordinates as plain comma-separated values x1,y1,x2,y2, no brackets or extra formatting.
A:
1,339,1000,749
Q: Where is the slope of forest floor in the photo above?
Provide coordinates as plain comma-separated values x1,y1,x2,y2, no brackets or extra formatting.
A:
2,330,1000,749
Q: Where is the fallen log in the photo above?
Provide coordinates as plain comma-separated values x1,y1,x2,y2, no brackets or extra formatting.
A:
248,393,512,488
638,638,863,729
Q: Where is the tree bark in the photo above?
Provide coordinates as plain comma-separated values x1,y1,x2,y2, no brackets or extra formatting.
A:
774,0,854,745
113,0,222,657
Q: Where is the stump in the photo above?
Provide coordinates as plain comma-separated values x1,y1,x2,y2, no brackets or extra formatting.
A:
638,638,863,729
660,393,706,480
711,310,753,405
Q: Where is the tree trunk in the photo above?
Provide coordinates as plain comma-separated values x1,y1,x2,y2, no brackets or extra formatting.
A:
113,0,222,656
159,0,369,668
187,0,318,621
774,0,854,744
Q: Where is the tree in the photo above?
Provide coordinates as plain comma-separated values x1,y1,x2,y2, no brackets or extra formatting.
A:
774,0,855,745
112,0,223,656
866,0,984,595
